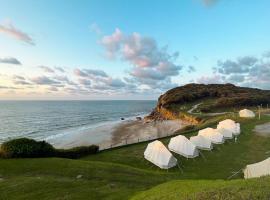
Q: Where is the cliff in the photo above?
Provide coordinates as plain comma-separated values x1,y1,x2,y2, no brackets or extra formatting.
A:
146,83,270,123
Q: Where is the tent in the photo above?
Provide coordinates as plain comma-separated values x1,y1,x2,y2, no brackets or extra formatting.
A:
217,127,233,139
239,109,255,118
144,140,177,169
190,135,213,150
243,157,270,179
168,135,199,158
198,128,225,144
217,119,241,136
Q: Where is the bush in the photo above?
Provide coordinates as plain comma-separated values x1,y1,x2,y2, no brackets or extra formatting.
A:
0,138,99,159
180,125,196,132
55,145,99,159
0,138,55,158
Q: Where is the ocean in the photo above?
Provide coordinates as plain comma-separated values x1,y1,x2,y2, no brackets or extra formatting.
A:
0,100,156,146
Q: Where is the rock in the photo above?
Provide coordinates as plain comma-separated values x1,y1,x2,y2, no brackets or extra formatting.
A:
76,174,83,179
121,117,125,120
136,117,142,120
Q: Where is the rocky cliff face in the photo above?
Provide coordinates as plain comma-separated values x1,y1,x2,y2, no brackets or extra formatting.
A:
146,83,270,123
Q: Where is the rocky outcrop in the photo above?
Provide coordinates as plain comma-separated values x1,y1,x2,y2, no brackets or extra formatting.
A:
145,106,201,125
146,83,270,123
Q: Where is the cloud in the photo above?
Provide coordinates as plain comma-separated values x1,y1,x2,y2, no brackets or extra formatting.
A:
39,66,55,73
212,52,270,89
84,69,108,77
54,67,65,72
101,29,182,89
216,56,258,74
262,51,270,58
0,85,19,89
73,67,129,92
54,75,76,86
227,74,245,82
47,86,59,92
193,56,199,61
30,76,60,85
196,74,224,84
105,78,125,88
101,28,123,58
187,65,196,73
12,75,32,85
0,57,21,65
73,68,88,77
78,79,91,87
0,21,34,45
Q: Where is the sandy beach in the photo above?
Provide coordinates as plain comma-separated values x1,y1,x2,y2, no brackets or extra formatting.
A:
49,118,189,149
110,119,188,146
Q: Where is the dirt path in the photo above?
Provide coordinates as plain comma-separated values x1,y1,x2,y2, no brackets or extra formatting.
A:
187,103,202,114
188,103,233,116
253,122,270,137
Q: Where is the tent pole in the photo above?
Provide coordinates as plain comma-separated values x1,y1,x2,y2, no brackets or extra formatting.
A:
177,163,183,174
227,168,242,180
199,151,207,161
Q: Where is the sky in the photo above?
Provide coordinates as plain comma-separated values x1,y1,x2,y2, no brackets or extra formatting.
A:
0,0,270,100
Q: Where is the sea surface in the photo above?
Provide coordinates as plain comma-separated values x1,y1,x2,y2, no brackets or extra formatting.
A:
0,100,156,145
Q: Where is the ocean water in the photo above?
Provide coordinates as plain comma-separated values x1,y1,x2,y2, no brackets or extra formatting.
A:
0,100,156,144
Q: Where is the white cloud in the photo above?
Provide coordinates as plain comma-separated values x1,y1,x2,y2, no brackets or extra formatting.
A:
0,57,21,65
39,66,55,73
0,21,34,45
101,29,182,90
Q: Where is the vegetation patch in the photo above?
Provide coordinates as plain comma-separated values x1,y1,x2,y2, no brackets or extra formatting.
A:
0,138,99,159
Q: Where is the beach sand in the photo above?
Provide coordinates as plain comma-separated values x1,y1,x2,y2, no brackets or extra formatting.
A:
49,118,189,149
107,119,189,148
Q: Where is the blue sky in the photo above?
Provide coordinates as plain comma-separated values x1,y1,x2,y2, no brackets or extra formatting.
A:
0,0,270,100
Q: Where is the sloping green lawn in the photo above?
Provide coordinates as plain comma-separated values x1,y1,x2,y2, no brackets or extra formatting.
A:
131,177,270,200
0,115,270,199
0,158,175,200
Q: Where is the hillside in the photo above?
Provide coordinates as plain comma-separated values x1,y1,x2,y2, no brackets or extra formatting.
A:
1,114,270,199
146,83,270,122
131,177,270,200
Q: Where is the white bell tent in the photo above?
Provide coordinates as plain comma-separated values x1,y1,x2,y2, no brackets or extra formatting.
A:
243,157,270,179
217,119,241,136
198,127,225,144
217,127,233,139
144,140,177,169
239,109,255,118
190,135,213,150
168,135,199,158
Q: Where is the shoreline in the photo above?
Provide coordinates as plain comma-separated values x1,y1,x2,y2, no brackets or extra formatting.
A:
48,117,189,149
110,119,189,146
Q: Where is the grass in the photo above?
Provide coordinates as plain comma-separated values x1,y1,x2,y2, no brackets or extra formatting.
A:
0,158,174,200
0,114,270,199
131,177,270,200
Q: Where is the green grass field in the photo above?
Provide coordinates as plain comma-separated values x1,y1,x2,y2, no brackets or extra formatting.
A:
1,114,270,199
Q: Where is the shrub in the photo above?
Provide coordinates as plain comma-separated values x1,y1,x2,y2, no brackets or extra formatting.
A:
0,138,99,159
0,138,55,158
180,125,196,132
55,145,99,159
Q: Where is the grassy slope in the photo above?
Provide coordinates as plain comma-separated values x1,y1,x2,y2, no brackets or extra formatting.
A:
0,114,270,199
131,178,270,200
0,158,174,200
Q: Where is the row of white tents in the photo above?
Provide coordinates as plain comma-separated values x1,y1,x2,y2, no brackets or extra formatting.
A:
145,108,270,179
144,119,241,169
